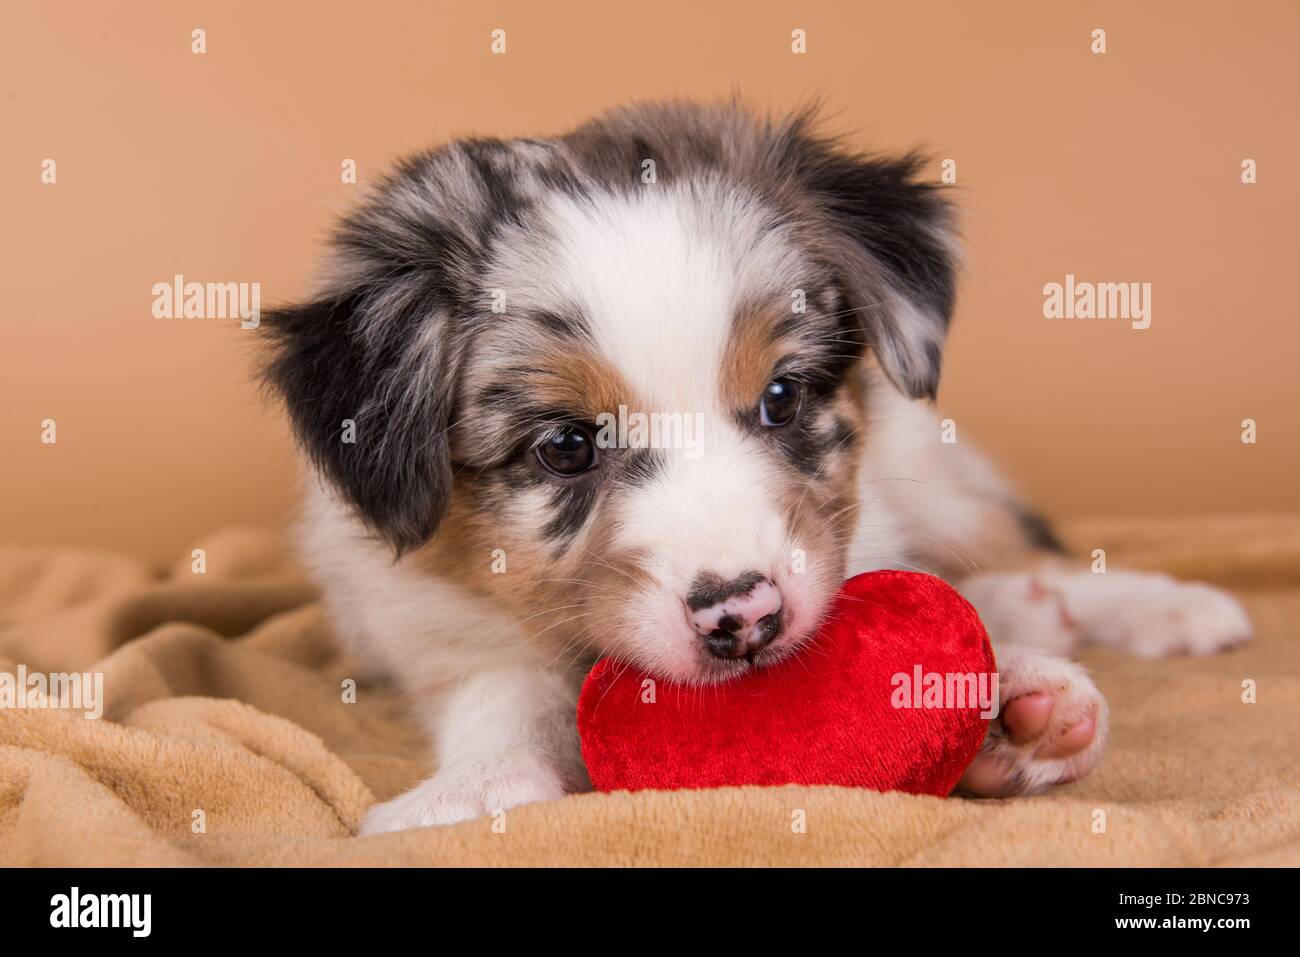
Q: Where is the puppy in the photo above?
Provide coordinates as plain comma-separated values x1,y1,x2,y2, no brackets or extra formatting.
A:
262,101,1252,833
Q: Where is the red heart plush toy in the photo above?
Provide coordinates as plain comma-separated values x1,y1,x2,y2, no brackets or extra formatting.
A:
578,571,996,797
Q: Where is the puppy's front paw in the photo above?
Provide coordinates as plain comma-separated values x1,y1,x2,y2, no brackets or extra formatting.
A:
358,753,567,835
958,651,1108,797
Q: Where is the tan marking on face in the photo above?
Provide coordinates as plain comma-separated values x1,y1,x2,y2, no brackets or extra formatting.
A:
410,486,598,666
412,477,660,670
719,304,789,411
518,344,641,421
409,482,508,595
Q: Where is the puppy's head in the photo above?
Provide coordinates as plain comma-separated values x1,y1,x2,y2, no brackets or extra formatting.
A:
264,101,957,683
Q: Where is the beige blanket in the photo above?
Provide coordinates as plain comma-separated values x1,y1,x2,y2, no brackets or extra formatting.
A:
2,517,1297,866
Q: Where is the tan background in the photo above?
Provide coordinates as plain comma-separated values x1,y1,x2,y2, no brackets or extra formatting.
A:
2,0,1297,565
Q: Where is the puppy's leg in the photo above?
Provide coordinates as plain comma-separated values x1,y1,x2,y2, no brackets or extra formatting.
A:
960,566,1253,659
359,666,589,835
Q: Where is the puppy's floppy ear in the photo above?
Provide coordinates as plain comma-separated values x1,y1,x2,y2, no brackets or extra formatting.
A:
261,168,486,555
783,120,958,400
262,283,466,556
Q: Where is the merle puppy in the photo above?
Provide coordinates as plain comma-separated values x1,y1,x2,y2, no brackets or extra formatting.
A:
262,101,1251,833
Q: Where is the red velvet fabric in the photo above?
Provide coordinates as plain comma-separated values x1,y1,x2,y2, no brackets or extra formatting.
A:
578,571,995,797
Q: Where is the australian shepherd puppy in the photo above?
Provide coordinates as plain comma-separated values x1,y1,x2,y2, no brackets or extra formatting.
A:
262,101,1252,834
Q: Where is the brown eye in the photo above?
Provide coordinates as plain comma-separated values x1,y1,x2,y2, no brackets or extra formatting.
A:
536,427,597,476
759,378,801,428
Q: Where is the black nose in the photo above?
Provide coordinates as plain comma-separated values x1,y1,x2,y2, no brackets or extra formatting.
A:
702,610,783,659
687,571,784,660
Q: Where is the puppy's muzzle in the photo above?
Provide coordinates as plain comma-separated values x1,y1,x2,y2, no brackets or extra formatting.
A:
686,572,784,659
